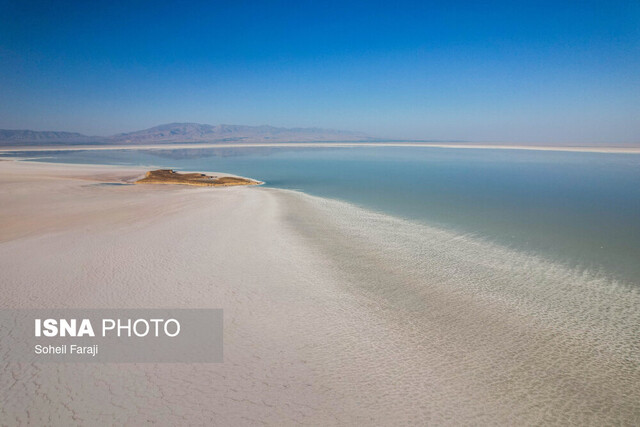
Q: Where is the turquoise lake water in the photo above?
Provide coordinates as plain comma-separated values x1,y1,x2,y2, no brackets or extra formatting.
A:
5,146,640,284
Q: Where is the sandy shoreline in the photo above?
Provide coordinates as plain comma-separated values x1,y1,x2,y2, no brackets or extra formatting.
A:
1,141,640,154
1,160,639,425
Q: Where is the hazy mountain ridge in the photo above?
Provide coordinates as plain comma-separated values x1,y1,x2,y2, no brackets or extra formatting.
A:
0,123,372,146
0,129,93,142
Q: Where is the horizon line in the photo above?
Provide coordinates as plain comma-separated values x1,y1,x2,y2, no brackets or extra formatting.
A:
2,141,639,155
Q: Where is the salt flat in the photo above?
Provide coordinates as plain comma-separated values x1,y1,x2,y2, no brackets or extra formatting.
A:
0,160,638,425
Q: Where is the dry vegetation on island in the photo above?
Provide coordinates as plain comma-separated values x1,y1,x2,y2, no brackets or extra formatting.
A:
135,169,261,187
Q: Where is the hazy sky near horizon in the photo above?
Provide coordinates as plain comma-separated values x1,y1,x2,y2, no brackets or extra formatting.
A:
1,0,638,143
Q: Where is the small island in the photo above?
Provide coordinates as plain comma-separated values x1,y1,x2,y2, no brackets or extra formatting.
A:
135,169,261,187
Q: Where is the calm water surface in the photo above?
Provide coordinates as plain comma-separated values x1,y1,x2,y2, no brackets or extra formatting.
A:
5,146,640,284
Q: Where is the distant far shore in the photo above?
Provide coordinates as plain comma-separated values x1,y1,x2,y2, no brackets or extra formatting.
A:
1,141,639,154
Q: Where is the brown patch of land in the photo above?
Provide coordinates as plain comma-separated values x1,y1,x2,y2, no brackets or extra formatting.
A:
135,169,261,187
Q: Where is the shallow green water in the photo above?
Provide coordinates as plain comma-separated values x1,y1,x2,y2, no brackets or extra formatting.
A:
5,146,640,284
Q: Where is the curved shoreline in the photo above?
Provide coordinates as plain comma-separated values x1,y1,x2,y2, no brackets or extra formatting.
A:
274,187,640,422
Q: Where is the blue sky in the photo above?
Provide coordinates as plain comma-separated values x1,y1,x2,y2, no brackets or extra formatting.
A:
1,0,638,143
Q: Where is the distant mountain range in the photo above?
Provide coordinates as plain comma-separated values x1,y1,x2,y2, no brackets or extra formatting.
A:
0,123,373,146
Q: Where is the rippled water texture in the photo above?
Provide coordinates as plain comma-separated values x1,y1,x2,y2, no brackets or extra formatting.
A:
277,189,640,424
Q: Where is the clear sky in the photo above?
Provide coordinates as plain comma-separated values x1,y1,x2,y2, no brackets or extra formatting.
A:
1,0,638,143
